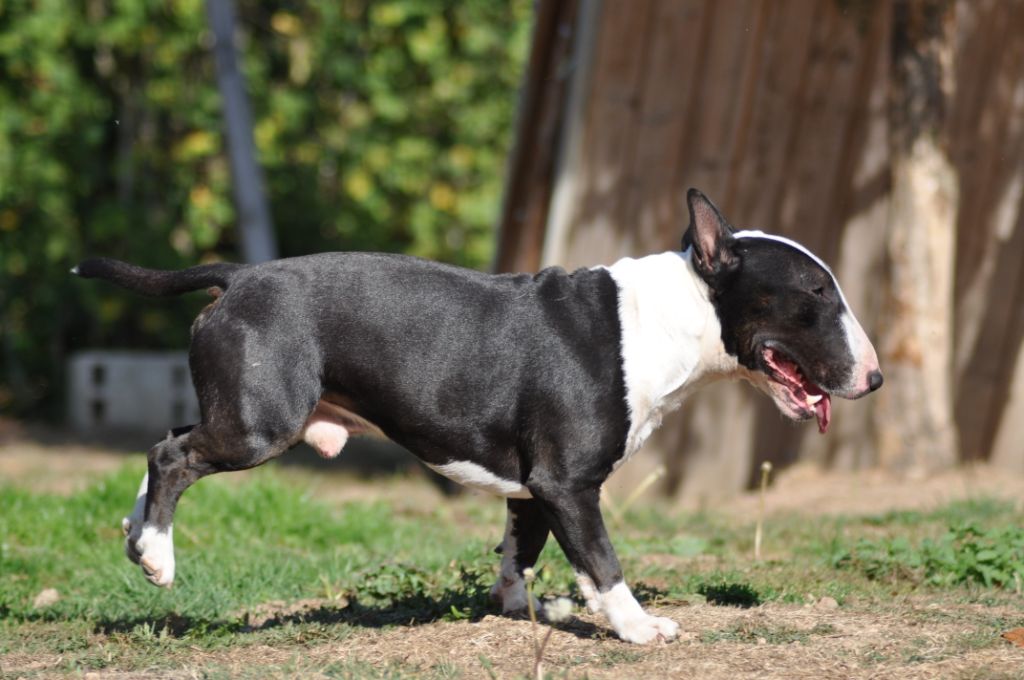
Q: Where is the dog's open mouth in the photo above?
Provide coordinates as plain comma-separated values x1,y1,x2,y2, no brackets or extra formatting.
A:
763,347,831,434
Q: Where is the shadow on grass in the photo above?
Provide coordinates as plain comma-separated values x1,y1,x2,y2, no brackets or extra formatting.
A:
696,581,762,608
88,586,603,641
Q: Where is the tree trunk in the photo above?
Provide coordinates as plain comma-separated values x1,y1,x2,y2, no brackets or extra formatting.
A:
207,0,277,264
875,0,958,472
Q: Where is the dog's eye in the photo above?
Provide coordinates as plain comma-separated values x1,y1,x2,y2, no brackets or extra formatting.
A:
811,286,826,298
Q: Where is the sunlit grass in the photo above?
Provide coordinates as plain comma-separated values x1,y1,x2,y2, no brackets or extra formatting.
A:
1,464,1021,675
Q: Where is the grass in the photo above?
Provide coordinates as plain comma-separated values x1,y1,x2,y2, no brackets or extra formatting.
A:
0,464,510,624
2,464,1023,677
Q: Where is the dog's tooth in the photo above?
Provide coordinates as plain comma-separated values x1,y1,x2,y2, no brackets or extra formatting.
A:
807,394,823,405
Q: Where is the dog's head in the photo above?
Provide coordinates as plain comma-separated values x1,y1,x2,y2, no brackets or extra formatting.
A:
683,189,882,433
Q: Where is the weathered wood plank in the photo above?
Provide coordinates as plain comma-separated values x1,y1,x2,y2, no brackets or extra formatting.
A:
620,0,709,254
560,0,656,269
494,0,580,274
953,0,1024,462
506,0,1024,497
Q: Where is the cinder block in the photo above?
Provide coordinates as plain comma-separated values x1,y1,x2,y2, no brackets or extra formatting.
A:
68,351,200,435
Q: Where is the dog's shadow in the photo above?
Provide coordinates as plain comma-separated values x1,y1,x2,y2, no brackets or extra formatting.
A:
93,586,607,641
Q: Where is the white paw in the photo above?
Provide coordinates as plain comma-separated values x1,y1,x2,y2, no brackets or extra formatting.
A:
614,613,680,644
490,577,541,614
133,525,175,588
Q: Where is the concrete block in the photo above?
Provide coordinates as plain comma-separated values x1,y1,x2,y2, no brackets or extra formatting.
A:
68,351,200,435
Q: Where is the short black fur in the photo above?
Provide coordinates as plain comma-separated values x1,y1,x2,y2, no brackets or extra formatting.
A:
682,189,853,393
80,252,633,599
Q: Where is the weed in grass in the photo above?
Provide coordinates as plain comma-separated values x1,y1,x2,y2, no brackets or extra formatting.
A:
319,658,464,680
861,648,889,665
952,627,1002,653
477,654,499,680
835,522,1024,588
861,498,1017,529
596,647,644,667
524,567,575,680
700,619,836,645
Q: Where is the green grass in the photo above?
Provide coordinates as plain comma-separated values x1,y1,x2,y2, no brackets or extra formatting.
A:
0,465,507,630
2,465,1023,675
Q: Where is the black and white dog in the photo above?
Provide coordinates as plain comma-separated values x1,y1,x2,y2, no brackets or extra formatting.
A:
75,189,881,644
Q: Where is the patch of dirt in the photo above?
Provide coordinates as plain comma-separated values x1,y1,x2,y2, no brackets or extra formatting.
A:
0,439,132,494
7,600,1020,679
720,461,1024,519
0,425,455,512
230,597,351,630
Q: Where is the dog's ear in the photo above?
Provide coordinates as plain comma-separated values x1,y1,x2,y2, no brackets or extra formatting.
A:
683,188,737,279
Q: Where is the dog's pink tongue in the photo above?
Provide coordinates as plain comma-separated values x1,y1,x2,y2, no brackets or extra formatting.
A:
815,394,831,434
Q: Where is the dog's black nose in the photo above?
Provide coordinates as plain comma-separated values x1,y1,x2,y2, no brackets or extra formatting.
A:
867,370,883,392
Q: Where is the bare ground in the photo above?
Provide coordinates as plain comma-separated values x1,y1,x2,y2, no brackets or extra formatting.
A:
4,599,1023,679
5,417,1024,517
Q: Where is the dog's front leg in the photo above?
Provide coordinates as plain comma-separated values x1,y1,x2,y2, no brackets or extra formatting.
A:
491,498,549,614
528,483,679,644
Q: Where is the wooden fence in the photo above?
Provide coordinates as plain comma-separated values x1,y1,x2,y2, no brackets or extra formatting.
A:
496,0,1024,498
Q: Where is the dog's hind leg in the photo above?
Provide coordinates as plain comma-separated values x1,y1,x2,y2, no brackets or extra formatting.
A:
124,401,307,587
491,498,549,614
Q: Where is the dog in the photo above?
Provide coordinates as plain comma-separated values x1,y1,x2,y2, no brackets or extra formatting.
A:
74,189,882,644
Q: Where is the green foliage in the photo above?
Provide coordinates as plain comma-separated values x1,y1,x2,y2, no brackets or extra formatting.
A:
833,518,1024,588
0,0,532,416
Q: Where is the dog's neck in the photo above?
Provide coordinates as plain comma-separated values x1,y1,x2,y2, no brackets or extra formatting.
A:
605,249,742,458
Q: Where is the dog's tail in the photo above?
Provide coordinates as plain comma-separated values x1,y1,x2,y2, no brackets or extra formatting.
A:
72,258,246,297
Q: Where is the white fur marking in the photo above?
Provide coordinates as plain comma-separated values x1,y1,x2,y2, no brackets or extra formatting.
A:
605,252,738,459
599,581,680,644
425,460,531,498
136,524,175,587
122,472,148,536
734,230,850,304
575,571,601,614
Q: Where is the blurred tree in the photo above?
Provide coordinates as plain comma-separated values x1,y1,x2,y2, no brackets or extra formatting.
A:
875,0,959,472
207,0,277,263
0,0,532,417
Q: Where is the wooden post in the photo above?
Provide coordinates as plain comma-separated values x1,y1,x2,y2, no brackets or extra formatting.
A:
875,0,959,472
493,0,581,274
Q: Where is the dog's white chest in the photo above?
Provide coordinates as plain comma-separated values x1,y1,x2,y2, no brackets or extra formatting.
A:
605,252,734,460
425,460,532,498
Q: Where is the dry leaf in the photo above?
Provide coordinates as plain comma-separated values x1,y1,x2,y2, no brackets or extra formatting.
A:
1001,627,1024,648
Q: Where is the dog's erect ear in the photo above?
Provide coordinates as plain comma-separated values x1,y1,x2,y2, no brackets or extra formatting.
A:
683,188,737,279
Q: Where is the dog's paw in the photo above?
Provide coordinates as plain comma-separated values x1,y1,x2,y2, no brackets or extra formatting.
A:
131,526,175,588
613,614,679,644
